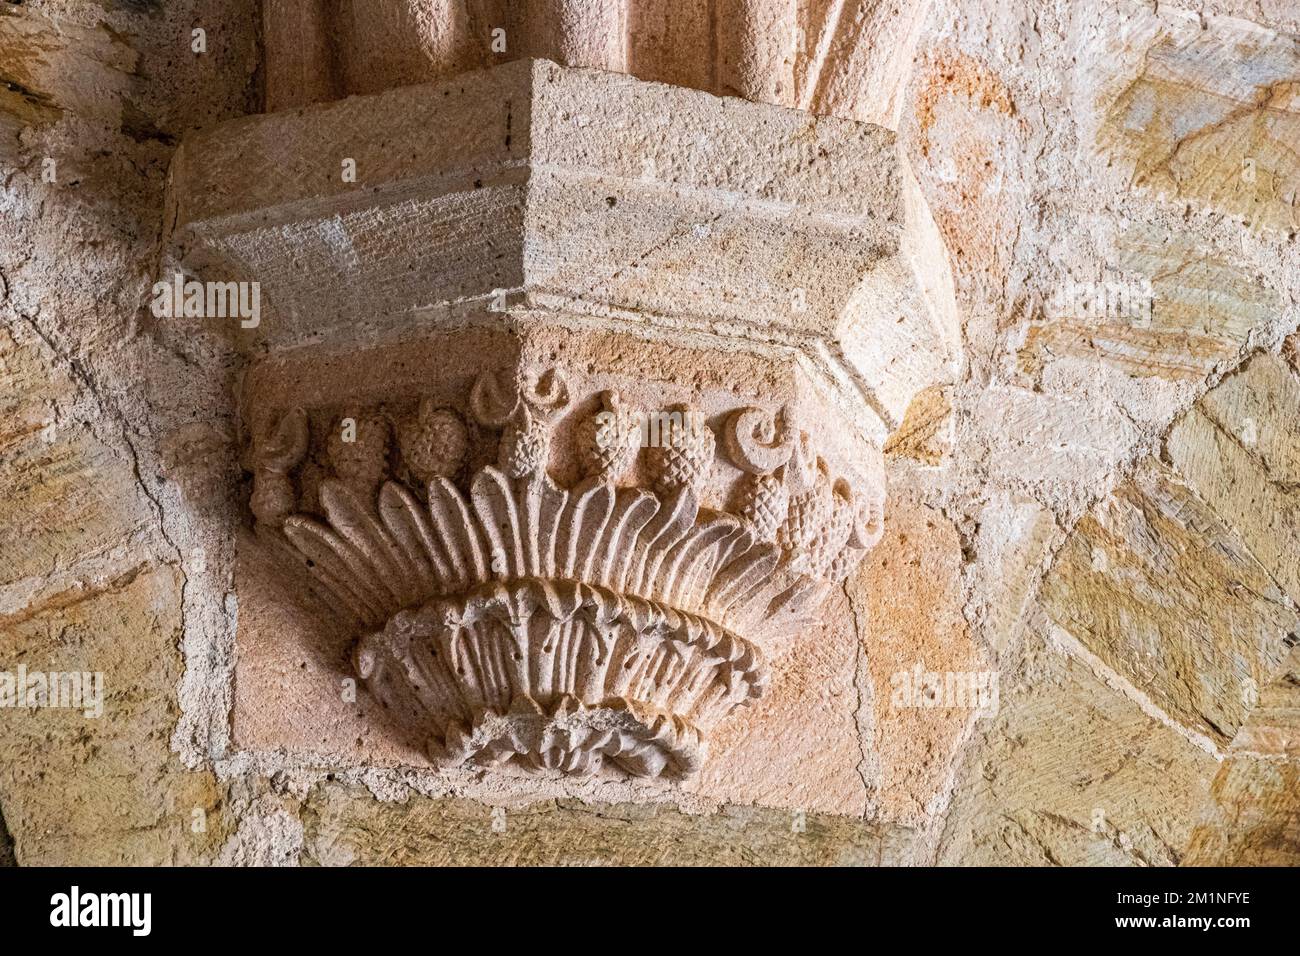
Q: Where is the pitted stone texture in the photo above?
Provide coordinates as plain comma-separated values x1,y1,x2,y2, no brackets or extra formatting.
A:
900,0,1299,448
970,385,1139,518
0,809,13,868
0,7,137,161
162,59,959,807
165,59,960,444
1042,353,1300,751
0,0,256,164
965,492,1057,661
0,0,257,867
263,0,934,129
11,0,1300,868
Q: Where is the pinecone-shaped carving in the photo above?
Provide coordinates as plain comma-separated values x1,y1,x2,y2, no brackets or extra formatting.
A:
808,490,855,577
737,473,789,543
251,474,295,526
778,467,832,573
400,402,468,484
649,407,715,497
577,391,640,480
498,408,551,479
328,413,390,494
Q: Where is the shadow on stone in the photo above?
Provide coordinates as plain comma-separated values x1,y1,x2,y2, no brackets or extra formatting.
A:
0,803,15,866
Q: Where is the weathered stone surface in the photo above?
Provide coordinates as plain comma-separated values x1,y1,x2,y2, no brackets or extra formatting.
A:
692,584,867,816
262,0,934,127
1019,226,1283,383
167,59,964,815
884,385,952,465
799,0,934,127
971,385,1138,515
1231,644,1300,759
301,783,919,866
0,323,153,597
901,42,1029,303
0,568,227,865
1184,758,1300,866
1041,459,1297,747
0,5,137,161
167,59,958,443
966,492,1057,659
0,805,14,867
224,317,889,808
6,0,1300,868
848,490,987,826
1167,352,1300,603
1285,331,1300,371
1090,6,1300,234
938,632,1218,866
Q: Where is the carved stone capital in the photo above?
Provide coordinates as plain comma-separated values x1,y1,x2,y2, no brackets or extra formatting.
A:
249,365,880,778
162,59,958,783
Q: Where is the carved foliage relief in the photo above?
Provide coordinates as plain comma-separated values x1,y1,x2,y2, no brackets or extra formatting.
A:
247,367,885,781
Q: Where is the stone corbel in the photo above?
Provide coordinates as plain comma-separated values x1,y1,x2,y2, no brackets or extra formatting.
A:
161,58,959,783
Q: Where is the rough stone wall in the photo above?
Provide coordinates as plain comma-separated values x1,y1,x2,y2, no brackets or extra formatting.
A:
1,0,1298,866
1,0,259,866
898,0,1300,867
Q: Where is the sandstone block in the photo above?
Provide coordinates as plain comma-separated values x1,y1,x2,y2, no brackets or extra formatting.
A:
0,568,226,865
0,325,152,594
301,782,919,866
1041,459,1297,746
848,490,988,826
1090,7,1300,234
1166,352,1300,603
938,633,1218,866
1184,758,1300,866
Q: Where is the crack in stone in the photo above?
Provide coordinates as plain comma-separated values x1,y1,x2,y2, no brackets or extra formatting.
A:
843,578,875,818
0,561,149,628
13,311,193,744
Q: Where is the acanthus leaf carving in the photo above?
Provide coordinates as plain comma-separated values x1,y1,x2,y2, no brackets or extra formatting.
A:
250,364,885,781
